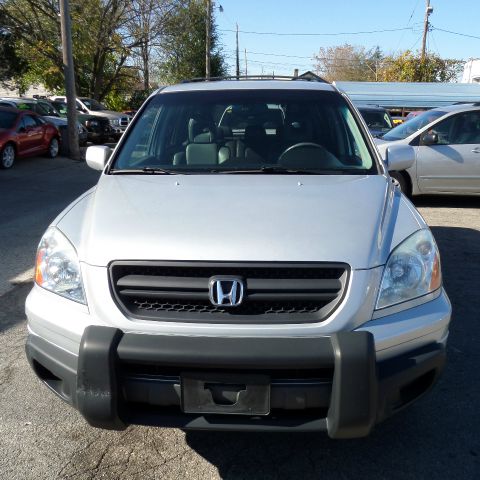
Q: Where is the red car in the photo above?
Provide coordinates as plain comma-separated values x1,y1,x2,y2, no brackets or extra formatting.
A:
0,107,60,169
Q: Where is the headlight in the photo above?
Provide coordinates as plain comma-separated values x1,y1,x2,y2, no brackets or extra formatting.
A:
109,119,120,126
376,229,441,310
34,227,86,304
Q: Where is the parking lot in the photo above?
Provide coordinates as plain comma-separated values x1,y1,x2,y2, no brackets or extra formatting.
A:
0,156,479,480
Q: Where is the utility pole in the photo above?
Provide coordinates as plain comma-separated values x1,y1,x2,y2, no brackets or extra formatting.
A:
244,48,248,76
421,0,433,62
59,0,80,160
235,23,240,78
205,0,212,79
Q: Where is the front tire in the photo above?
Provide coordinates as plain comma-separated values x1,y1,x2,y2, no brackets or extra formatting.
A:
47,137,59,158
0,143,16,169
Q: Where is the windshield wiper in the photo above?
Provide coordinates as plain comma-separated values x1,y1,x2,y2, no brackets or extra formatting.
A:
211,166,321,175
109,167,178,175
211,166,368,175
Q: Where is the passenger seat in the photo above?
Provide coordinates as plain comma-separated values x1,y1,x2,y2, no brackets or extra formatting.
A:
174,118,231,165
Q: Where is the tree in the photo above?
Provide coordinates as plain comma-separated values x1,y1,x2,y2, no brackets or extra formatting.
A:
379,51,464,82
0,29,27,86
124,0,177,90
157,0,227,83
0,0,140,100
313,44,383,82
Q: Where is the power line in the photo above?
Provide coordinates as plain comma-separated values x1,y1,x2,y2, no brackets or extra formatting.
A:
219,26,413,37
243,50,313,60
393,0,421,54
432,26,480,41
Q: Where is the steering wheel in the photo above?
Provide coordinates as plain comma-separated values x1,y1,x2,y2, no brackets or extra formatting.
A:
279,142,324,160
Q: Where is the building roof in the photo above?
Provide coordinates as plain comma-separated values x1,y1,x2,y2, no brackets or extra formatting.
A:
334,81,480,109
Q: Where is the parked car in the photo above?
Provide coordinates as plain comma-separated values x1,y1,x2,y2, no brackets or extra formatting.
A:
404,110,426,122
0,98,87,150
51,100,114,145
26,77,451,439
0,106,60,168
357,105,394,138
49,96,132,141
376,103,480,195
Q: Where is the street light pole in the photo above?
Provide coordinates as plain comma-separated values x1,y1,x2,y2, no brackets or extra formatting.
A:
421,0,433,62
59,0,80,160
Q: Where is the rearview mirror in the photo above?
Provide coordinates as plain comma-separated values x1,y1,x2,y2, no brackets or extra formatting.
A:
385,144,415,172
86,145,112,171
421,132,438,146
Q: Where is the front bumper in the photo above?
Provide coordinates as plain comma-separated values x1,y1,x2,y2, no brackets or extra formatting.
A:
26,326,445,439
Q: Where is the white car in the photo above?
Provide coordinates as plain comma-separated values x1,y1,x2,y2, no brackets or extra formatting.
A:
26,77,451,438
376,104,480,196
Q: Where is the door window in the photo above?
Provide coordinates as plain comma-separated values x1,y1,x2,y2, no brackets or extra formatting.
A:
422,115,455,145
450,112,480,145
23,115,38,129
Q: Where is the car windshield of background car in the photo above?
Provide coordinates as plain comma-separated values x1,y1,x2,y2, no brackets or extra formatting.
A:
382,110,447,141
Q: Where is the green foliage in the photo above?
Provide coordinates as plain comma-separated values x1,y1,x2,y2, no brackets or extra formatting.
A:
158,0,228,83
314,44,383,82
0,29,27,84
379,51,464,82
128,88,156,110
314,44,463,83
1,0,229,101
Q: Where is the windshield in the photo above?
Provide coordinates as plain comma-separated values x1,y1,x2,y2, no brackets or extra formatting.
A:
80,98,106,111
382,109,447,141
112,90,377,174
37,101,60,117
359,109,392,131
52,102,68,115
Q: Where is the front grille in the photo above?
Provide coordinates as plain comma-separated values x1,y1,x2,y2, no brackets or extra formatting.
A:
109,261,349,324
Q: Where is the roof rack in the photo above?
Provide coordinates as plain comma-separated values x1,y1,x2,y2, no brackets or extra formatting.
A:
181,74,330,84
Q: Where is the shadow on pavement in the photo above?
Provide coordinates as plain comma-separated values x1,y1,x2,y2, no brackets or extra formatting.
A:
0,283,32,334
413,195,480,209
185,226,480,479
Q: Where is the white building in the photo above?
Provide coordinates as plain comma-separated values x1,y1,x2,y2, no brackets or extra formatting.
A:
0,81,51,98
462,59,480,83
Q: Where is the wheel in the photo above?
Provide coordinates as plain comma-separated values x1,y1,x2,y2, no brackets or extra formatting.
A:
47,137,60,158
0,143,16,169
390,171,410,196
279,142,324,160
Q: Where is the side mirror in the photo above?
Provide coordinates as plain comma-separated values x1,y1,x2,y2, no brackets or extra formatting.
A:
385,144,415,172
86,145,112,171
421,132,438,146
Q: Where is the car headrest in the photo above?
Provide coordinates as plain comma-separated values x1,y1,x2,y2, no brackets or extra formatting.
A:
217,125,233,139
244,125,266,143
188,117,216,143
193,131,215,143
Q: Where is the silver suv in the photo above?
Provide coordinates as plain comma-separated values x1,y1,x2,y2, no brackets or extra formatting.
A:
26,77,451,439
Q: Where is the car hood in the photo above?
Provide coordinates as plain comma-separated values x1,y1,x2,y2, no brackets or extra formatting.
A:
43,116,67,126
56,174,423,269
89,111,126,120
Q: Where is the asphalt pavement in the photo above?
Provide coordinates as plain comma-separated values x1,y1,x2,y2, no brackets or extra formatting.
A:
0,157,479,479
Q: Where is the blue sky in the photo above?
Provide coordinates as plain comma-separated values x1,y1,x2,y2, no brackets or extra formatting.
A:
215,0,480,76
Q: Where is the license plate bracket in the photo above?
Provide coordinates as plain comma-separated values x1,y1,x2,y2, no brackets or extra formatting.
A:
181,372,270,416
